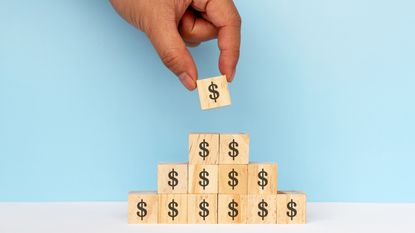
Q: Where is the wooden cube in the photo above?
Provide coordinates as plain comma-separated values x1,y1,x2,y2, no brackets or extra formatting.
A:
128,191,158,224
188,133,219,164
187,194,218,224
197,75,231,110
219,133,249,164
276,191,307,224
217,194,247,224
158,163,188,194
247,163,277,195
188,165,218,194
246,195,277,224
218,165,247,194
158,194,188,224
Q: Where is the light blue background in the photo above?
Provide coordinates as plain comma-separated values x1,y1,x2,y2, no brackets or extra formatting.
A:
1,0,414,202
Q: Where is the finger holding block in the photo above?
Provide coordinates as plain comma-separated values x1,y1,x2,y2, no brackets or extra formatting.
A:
128,191,158,224
188,133,219,164
247,163,278,195
218,165,247,194
188,165,218,194
246,195,277,224
218,194,247,224
188,194,218,224
276,191,307,224
158,194,188,224
197,75,231,110
158,163,188,194
219,133,249,164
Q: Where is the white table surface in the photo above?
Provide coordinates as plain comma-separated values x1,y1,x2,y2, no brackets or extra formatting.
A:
0,202,414,233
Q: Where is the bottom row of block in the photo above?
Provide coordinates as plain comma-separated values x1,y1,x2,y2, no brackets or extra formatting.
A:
128,191,306,224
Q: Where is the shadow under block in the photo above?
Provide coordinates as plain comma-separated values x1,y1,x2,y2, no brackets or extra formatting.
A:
218,165,247,194
276,191,307,224
158,164,188,194
128,191,158,224
187,194,218,224
188,133,219,164
197,75,231,110
247,163,277,195
218,194,247,224
219,133,249,164
188,165,218,194
158,194,188,224
246,195,277,224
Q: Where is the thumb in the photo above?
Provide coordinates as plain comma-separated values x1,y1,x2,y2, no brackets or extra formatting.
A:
147,21,198,91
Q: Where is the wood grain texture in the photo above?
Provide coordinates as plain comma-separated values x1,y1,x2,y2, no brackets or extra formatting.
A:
158,194,188,224
276,191,307,224
246,194,277,224
219,133,249,164
157,163,188,194
127,191,158,224
247,163,277,195
197,75,231,110
188,164,218,194
217,194,247,224
188,133,219,164
187,194,218,224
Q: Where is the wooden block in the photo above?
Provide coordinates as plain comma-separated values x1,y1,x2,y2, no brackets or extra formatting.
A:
219,133,249,164
217,194,247,224
276,191,307,224
187,194,218,224
158,194,188,224
188,133,219,164
188,165,218,194
246,195,277,224
128,191,158,224
218,165,247,194
247,163,278,195
197,75,231,110
157,163,188,194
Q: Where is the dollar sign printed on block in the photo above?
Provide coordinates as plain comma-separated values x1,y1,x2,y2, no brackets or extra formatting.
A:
168,169,178,190
228,139,239,160
208,81,220,102
257,199,269,221
168,199,179,221
198,168,210,190
257,168,268,190
287,199,297,221
198,139,209,160
198,199,210,221
136,199,147,221
228,169,239,190
228,199,239,221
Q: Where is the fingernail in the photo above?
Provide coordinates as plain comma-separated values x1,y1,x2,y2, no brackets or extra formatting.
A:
179,72,196,91
228,68,236,82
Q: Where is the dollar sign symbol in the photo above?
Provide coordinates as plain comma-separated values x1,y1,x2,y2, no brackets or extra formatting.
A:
168,169,178,190
136,199,147,221
227,199,238,220
228,169,238,190
198,139,209,160
208,81,219,102
168,199,179,221
257,168,268,190
198,168,209,190
287,199,297,221
257,199,268,221
198,199,209,220
228,139,239,160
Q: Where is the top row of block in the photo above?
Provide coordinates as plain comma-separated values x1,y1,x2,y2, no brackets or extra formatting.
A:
189,133,249,164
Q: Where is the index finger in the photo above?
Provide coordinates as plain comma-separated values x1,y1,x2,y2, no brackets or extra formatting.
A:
203,0,241,82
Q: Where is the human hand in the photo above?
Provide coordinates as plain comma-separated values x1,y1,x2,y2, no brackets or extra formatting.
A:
110,0,241,90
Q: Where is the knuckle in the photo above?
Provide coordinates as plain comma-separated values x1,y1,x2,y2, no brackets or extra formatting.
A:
160,48,182,69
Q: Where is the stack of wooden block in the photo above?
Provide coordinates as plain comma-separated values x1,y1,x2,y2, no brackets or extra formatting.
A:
128,133,306,224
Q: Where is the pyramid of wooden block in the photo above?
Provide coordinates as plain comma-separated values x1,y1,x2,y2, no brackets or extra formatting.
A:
128,133,307,224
